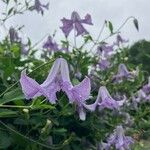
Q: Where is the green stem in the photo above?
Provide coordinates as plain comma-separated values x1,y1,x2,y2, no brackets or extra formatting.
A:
2,0,32,23
0,121,73,149
90,16,136,53
89,21,106,52
101,16,136,43
0,104,32,109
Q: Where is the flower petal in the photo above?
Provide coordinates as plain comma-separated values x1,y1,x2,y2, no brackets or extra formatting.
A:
20,70,42,99
41,58,61,87
72,77,91,102
60,18,73,37
81,14,93,25
60,58,72,83
75,22,88,36
78,106,86,121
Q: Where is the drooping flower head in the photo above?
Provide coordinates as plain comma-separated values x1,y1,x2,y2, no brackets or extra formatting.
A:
97,43,114,57
132,77,150,106
142,77,150,94
43,36,59,52
31,0,49,15
60,11,93,37
9,27,29,55
96,43,114,71
114,34,128,46
112,64,138,83
97,86,125,110
9,27,20,43
86,86,125,111
98,59,111,71
21,43,29,55
106,125,134,150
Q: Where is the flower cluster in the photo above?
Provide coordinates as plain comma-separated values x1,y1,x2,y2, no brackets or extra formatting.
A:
20,58,128,121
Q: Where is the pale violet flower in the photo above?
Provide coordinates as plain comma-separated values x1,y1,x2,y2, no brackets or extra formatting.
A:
43,36,59,52
132,77,150,106
142,77,150,94
31,0,49,15
9,27,29,55
98,59,111,71
85,86,125,111
98,86,125,110
9,27,20,43
60,11,93,37
112,64,138,83
114,34,128,46
97,44,114,57
106,125,134,150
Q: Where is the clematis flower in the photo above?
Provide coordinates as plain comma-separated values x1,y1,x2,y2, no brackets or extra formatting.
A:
20,58,93,120
132,77,150,106
43,36,59,52
31,0,49,15
97,44,114,57
86,86,125,111
60,11,93,37
106,125,134,150
9,27,20,43
114,34,128,46
98,86,125,110
142,77,150,94
112,64,138,83
9,27,29,55
21,43,29,55
141,77,150,101
98,59,111,71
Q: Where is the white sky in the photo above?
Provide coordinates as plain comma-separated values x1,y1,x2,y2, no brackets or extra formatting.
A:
0,0,150,47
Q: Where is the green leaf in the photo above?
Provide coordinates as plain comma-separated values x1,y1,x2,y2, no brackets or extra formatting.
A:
0,130,12,149
0,88,24,104
53,128,67,134
108,21,113,34
84,35,93,43
8,7,14,15
32,104,55,110
0,109,17,118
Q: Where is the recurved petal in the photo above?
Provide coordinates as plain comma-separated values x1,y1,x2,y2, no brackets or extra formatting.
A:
20,70,42,99
72,77,91,102
60,58,72,83
75,22,88,36
41,58,61,87
78,106,86,121
100,86,111,101
43,82,60,104
60,18,73,37
83,103,97,111
82,14,93,25
118,64,130,76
